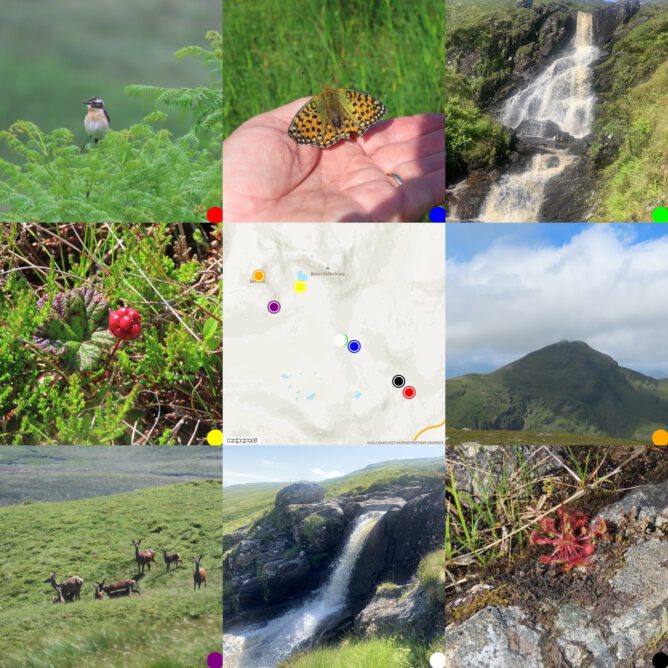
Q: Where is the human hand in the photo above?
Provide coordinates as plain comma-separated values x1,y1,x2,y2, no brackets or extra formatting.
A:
223,96,444,222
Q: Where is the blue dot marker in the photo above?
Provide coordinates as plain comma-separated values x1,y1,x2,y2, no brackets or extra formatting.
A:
429,206,446,222
347,339,361,353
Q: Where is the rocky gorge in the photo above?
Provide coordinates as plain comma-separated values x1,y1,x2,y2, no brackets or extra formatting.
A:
223,478,445,668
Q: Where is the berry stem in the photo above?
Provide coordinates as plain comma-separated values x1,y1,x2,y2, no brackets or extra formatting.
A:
103,338,121,374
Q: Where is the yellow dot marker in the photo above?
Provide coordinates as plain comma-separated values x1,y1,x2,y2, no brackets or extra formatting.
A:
207,429,223,446
252,269,265,282
294,281,307,294
651,429,668,446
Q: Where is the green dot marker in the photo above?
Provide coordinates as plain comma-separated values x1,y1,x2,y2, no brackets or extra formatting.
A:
652,206,668,223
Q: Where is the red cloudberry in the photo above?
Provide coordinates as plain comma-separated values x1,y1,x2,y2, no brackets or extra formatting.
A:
109,307,142,341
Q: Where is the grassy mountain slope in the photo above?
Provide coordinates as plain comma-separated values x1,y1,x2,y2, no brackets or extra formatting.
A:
590,2,668,220
447,340,668,439
223,458,445,537
0,480,222,668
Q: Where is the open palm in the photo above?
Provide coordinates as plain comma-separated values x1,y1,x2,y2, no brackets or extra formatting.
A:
223,96,444,222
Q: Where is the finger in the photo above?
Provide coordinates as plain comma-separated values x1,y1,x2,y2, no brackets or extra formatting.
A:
387,152,445,183
400,167,446,221
362,113,444,150
373,126,445,170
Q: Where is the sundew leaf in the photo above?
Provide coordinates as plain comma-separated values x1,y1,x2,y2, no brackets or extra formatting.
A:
33,288,114,372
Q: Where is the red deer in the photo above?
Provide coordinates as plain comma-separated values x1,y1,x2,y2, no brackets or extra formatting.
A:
160,548,183,572
192,555,207,590
94,579,139,599
52,584,65,604
44,572,83,602
132,539,156,575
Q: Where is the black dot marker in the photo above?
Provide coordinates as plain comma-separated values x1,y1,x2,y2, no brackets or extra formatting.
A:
392,375,405,388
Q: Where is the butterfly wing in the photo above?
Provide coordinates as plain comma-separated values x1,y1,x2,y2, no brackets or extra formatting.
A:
342,90,386,136
288,88,386,148
288,97,326,146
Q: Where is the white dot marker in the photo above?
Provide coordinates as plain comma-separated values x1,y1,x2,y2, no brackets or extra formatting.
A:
333,333,348,347
429,653,446,668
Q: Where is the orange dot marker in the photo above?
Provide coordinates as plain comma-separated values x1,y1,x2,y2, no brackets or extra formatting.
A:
252,269,265,282
652,429,668,446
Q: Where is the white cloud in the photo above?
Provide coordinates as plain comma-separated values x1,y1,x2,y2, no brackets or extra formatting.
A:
311,467,343,479
447,225,668,377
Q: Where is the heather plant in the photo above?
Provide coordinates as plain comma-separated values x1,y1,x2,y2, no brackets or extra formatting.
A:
0,223,221,445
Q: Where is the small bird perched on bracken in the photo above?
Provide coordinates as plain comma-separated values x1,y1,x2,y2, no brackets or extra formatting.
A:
83,96,110,144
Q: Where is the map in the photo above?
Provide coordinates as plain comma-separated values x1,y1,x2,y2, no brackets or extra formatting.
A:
224,224,445,445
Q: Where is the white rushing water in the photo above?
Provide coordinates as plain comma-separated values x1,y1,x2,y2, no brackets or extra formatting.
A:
479,150,574,222
501,12,599,139
223,512,384,668
478,12,599,222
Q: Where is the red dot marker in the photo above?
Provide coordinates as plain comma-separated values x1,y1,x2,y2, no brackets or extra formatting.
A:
403,386,416,399
207,206,223,223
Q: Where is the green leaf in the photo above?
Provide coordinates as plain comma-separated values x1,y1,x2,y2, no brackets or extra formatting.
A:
202,317,218,341
33,288,115,371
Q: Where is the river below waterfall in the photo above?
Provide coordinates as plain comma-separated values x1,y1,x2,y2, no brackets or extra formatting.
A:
449,11,600,223
223,512,384,668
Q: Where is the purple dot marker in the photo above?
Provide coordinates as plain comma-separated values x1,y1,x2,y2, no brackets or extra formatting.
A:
207,652,223,668
267,300,281,314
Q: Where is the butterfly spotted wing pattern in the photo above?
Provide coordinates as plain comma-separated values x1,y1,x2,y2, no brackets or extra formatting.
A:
288,86,386,148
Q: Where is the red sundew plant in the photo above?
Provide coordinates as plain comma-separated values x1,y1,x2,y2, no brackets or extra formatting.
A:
530,507,608,572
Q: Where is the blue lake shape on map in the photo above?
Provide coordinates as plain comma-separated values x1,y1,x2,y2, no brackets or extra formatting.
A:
281,373,290,379
354,391,362,399
306,393,316,400
297,271,308,281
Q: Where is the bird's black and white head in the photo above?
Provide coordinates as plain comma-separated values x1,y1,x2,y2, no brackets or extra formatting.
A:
84,97,106,110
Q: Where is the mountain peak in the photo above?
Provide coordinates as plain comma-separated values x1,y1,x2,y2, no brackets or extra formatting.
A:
448,340,668,438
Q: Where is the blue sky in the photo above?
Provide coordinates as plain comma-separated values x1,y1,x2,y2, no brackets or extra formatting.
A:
223,446,444,487
447,224,668,378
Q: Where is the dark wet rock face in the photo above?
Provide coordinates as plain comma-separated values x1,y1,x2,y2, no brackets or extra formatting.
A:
444,480,668,666
592,0,640,46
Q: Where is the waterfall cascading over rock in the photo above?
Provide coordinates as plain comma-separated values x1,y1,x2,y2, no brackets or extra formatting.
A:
474,11,599,223
501,12,599,140
223,512,385,668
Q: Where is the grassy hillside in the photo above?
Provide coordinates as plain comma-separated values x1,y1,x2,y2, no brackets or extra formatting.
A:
0,446,221,506
446,341,668,439
590,3,668,221
223,458,445,538
446,426,645,446
447,0,606,30
0,480,222,668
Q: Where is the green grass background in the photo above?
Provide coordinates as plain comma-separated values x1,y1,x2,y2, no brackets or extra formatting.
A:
223,0,444,140
0,479,222,668
0,0,219,150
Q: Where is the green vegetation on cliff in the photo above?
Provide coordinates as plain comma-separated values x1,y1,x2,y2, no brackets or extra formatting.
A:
590,4,668,221
445,67,513,181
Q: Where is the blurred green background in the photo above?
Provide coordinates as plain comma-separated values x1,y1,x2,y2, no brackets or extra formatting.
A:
0,0,221,158
223,0,444,139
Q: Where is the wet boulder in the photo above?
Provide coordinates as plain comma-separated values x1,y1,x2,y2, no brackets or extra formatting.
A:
284,501,347,554
261,555,312,604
